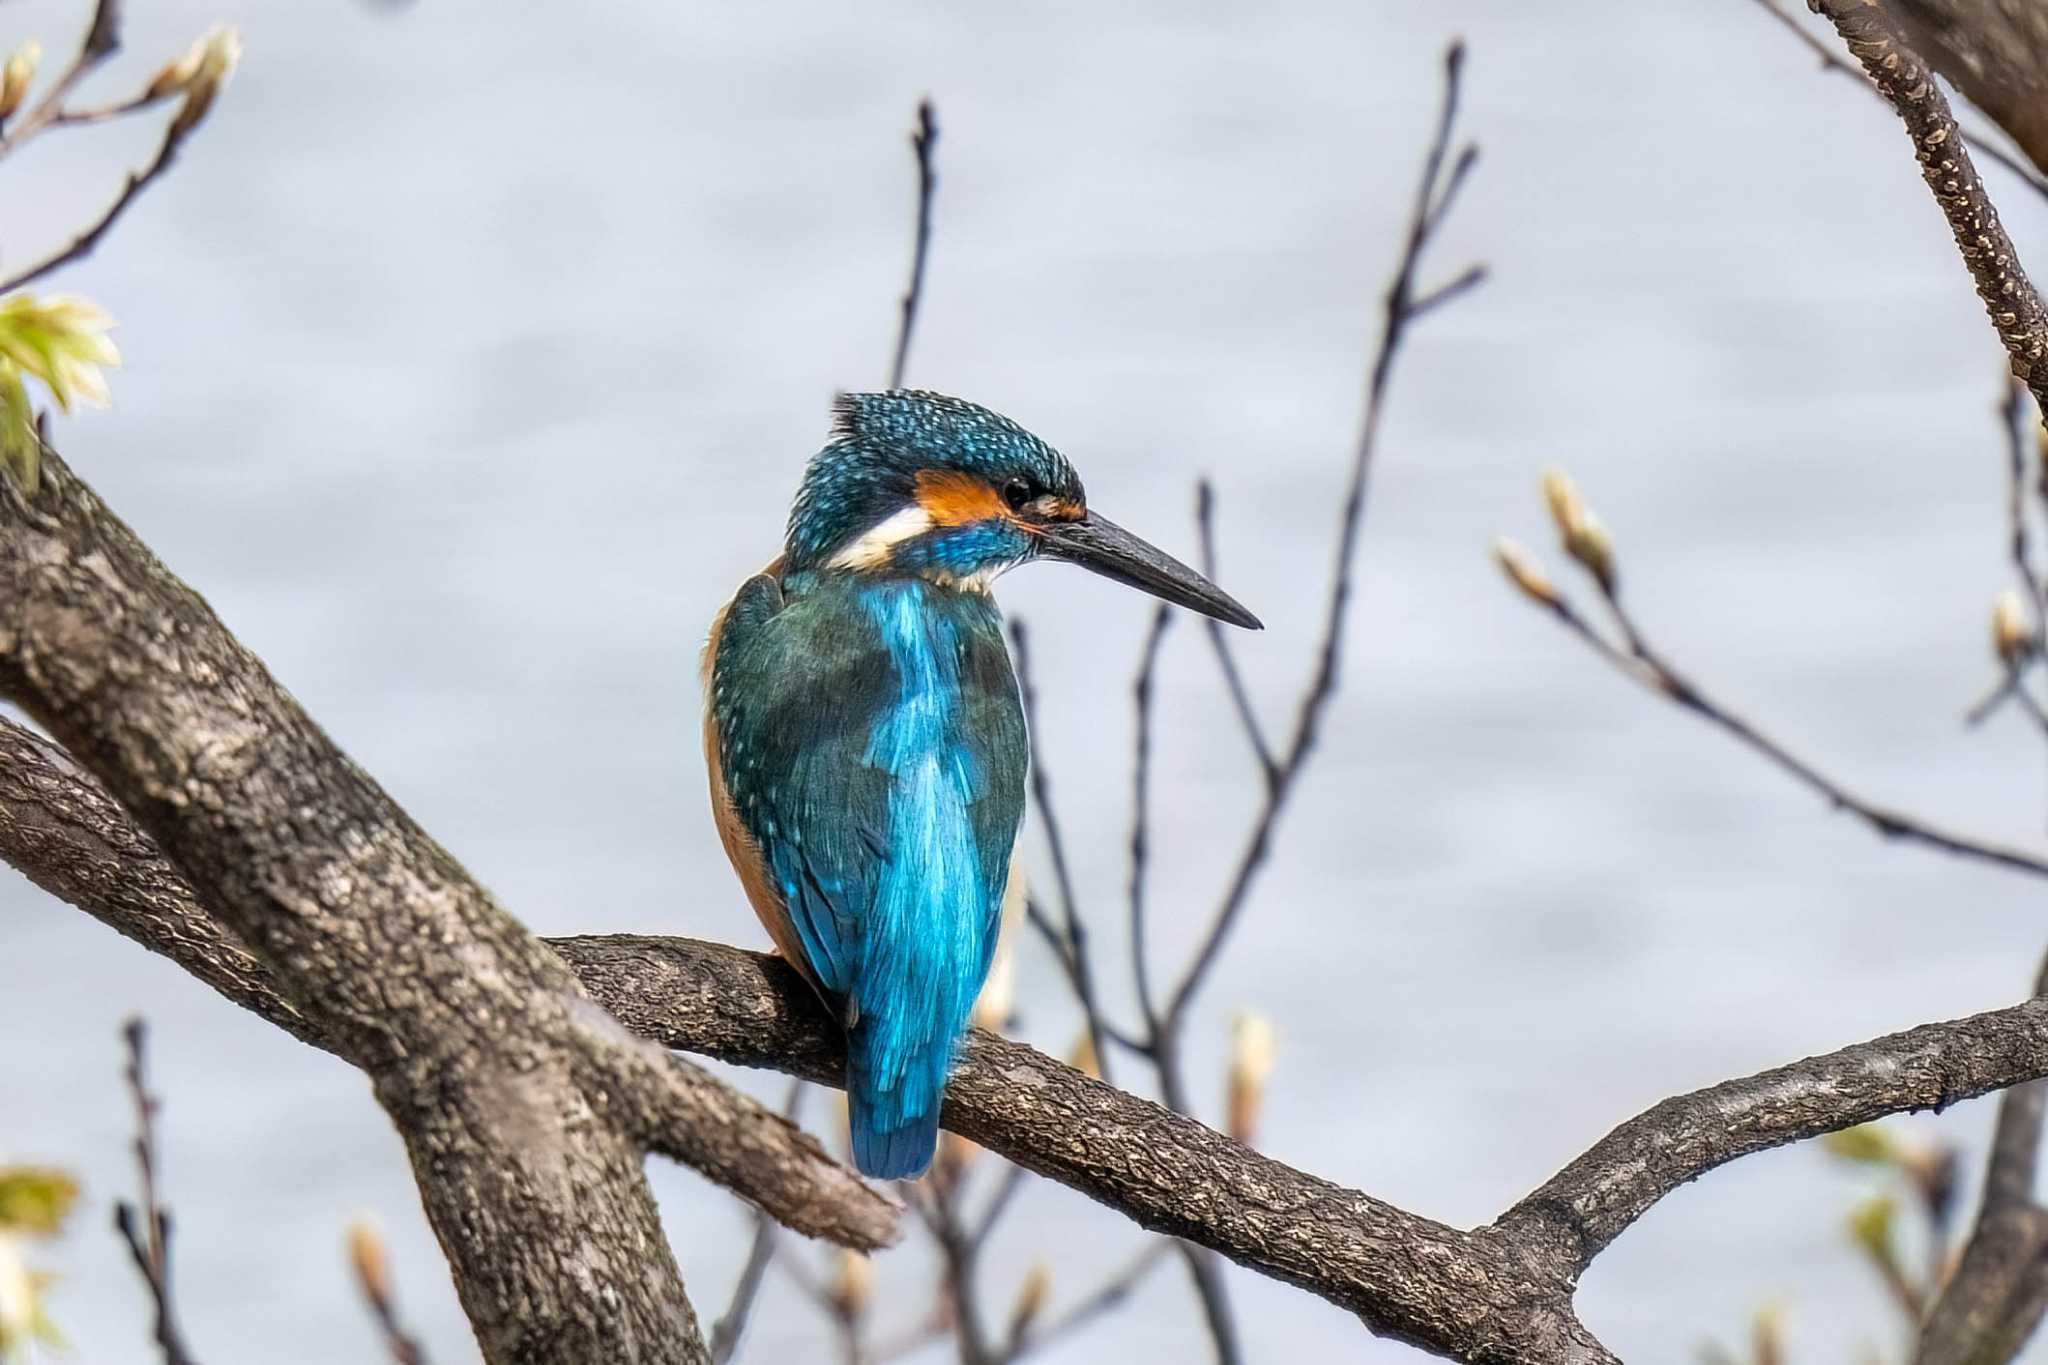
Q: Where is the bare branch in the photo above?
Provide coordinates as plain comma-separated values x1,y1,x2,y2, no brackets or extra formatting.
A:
1010,1242,1174,1361
38,719,2048,1359
887,99,937,391
1970,380,2048,733
114,1019,199,1365
1164,35,1486,1032
0,442,900,1363
1913,952,2048,1365
1809,0,2048,411
711,1080,806,1365
32,706,2048,1358
1,719,1617,1359
1746,0,2048,205
0,94,194,295
0,6,236,296
1193,480,1277,786
1127,605,1173,1033
1885,0,2048,180
1007,618,1121,1084
1513,582,2048,879
1498,983,2048,1274
0,0,122,157
919,1181,999,1365
570,1004,900,1250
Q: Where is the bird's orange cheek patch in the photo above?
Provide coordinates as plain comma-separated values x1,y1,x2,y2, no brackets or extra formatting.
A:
915,469,1007,526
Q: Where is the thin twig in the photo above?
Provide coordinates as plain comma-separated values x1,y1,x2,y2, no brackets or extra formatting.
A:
347,1222,429,1365
0,0,121,158
1009,1242,1175,1361
1128,605,1173,1032
1120,601,1240,1365
1008,619,1119,1085
970,1162,1030,1250
0,94,198,295
1194,480,1277,786
1809,1,2048,417
1966,670,2028,727
1164,37,1485,1032
711,1079,807,1363
1972,379,2048,736
1515,578,2048,880
887,99,938,391
1746,0,2048,207
47,89,167,128
918,1180,997,1365
114,1018,199,1365
1102,43,1485,1364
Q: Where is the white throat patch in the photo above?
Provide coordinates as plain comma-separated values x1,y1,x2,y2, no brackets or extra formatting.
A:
827,504,934,571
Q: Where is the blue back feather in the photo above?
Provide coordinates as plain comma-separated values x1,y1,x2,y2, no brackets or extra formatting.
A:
709,570,1025,1178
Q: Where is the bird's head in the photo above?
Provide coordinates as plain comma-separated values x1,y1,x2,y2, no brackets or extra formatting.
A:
784,391,1260,629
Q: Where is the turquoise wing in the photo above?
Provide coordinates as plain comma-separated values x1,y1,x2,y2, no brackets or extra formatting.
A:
708,575,1025,1177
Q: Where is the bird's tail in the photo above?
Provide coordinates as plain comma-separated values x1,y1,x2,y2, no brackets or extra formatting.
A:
847,1088,941,1180
845,1014,950,1180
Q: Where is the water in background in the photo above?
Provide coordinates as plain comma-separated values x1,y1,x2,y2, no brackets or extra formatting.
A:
6,1,2047,1360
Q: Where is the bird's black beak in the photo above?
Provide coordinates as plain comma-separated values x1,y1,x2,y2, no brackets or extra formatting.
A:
1039,511,1262,629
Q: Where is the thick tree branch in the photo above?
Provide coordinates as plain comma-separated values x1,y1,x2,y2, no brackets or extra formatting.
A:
0,447,891,1365
1913,953,2048,1365
1746,0,2048,205
1809,0,2048,410
1886,0,2048,179
3,707,1601,1360
1498,987,2048,1273
27,713,2048,1360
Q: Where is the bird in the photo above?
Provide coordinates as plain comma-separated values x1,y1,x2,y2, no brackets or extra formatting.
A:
703,390,1260,1179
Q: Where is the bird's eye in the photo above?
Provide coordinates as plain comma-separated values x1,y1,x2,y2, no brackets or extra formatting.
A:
1002,478,1032,513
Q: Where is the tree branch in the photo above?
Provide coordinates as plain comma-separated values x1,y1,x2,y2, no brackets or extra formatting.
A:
1007,618,1123,1082
0,445,892,1365
1162,38,1485,1031
1745,0,2048,205
0,0,121,157
0,85,196,296
1497,982,2048,1275
1885,0,2048,179
886,98,937,392
1913,952,2048,1365
1809,0,2048,411
1510,580,2048,879
709,1080,805,1365
114,1018,199,1365
29,704,2048,1360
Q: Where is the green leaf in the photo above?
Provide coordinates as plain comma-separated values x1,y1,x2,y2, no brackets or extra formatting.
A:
0,292,117,413
0,1169,78,1238
0,360,34,495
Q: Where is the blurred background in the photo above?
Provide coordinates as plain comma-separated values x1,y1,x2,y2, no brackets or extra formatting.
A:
5,0,2047,1360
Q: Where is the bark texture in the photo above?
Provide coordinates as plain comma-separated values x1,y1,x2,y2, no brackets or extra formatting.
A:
1889,0,2048,177
0,450,892,1365
23,704,2048,1360
1812,0,2048,405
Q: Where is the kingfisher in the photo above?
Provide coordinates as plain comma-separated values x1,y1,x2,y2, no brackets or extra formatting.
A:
703,390,1259,1179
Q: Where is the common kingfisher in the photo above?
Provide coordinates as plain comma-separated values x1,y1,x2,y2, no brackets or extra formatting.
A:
704,391,1259,1179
